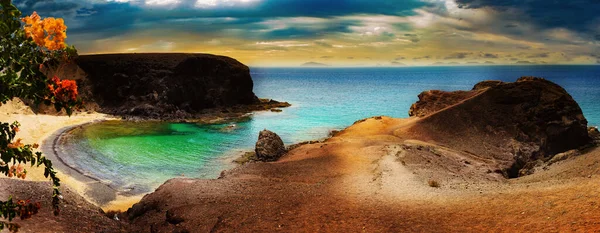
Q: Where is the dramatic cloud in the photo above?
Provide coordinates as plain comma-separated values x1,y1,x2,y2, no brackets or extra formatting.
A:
11,0,600,66
454,0,600,33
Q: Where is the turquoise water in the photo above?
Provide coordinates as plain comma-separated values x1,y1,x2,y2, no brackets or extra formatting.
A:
61,65,600,193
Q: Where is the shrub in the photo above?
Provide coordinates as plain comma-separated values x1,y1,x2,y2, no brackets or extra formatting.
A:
1,0,80,231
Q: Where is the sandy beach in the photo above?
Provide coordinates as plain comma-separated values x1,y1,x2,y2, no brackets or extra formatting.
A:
0,99,142,211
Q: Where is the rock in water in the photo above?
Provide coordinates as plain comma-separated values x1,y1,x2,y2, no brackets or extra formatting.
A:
408,77,591,177
255,130,286,161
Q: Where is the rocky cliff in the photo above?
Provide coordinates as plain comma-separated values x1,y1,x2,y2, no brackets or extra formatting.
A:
408,77,591,177
74,53,265,118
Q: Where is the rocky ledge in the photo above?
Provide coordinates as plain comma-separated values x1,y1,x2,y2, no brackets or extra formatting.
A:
72,53,289,119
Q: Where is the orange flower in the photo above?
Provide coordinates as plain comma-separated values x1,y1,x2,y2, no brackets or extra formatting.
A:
7,138,24,149
8,165,15,177
22,12,45,46
22,12,67,51
42,17,67,50
16,164,26,179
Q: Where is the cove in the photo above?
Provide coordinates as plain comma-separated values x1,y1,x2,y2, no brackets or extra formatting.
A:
58,66,600,193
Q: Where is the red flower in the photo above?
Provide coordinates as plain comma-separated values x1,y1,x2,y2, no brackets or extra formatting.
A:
47,76,78,102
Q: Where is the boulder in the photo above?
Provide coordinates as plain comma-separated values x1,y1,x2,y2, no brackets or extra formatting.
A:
589,127,599,138
255,130,286,161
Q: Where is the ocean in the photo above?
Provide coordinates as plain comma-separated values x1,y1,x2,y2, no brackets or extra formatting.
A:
58,65,600,193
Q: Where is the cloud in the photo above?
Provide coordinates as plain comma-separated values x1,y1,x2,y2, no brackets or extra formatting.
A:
454,0,600,34
13,0,600,66
481,53,499,59
413,55,431,60
403,33,420,43
515,60,536,64
15,0,428,22
444,52,472,59
527,52,550,58
314,41,333,47
516,45,531,50
13,0,427,42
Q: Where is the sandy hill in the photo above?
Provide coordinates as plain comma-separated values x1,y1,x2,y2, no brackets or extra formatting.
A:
119,77,600,232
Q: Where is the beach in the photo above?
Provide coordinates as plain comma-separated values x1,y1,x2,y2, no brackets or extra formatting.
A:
0,99,143,212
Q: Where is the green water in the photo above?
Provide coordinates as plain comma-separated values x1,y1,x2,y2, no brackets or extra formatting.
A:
62,121,253,193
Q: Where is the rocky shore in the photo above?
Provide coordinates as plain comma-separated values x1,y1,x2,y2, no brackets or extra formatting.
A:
120,77,599,232
4,75,600,232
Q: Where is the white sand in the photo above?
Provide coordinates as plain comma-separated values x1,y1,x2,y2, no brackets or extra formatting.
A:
0,98,136,210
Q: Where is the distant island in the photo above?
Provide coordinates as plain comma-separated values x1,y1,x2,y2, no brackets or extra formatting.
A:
301,62,329,67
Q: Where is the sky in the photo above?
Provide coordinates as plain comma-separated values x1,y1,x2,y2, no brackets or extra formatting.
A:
12,0,600,67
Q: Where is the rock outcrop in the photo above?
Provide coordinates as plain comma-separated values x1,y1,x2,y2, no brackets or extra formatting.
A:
407,77,591,177
255,129,286,161
74,53,262,118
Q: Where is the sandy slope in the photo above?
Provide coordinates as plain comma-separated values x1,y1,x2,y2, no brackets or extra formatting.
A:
127,116,600,232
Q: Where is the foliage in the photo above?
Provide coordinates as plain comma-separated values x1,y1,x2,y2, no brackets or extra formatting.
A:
1,0,81,231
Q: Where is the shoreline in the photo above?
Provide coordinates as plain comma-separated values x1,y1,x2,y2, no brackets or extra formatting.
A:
44,116,338,211
0,98,300,212
41,122,142,210
36,108,295,211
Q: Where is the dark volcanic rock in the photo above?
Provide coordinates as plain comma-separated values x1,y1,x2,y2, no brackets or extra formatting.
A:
408,90,483,117
255,129,286,161
75,53,260,118
472,80,503,90
409,77,591,177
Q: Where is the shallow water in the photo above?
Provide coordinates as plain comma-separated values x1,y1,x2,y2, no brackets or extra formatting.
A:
60,65,600,193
